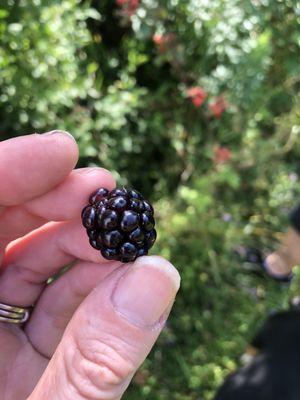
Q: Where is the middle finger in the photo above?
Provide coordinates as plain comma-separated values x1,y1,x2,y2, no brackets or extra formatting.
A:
0,219,108,307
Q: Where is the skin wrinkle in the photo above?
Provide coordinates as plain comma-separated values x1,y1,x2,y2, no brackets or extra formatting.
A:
2,263,47,286
64,344,126,400
74,335,136,386
85,333,139,367
62,347,100,400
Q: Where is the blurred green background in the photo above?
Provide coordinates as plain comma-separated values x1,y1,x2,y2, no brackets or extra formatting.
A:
1,0,300,398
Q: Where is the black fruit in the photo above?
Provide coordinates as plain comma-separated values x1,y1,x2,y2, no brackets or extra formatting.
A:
82,187,157,263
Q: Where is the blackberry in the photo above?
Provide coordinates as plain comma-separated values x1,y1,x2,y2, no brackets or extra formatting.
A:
82,187,157,263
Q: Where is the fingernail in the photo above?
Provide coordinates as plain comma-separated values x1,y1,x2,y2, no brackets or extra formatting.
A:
112,256,180,328
41,130,76,142
75,167,108,175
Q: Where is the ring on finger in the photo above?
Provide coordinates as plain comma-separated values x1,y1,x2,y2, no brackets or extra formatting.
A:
0,302,31,324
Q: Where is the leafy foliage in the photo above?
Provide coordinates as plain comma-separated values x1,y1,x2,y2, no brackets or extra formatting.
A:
1,0,300,399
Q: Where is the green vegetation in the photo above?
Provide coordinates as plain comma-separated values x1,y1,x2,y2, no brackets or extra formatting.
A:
1,1,300,398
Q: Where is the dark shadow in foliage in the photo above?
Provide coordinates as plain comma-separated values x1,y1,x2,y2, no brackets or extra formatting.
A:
214,306,300,400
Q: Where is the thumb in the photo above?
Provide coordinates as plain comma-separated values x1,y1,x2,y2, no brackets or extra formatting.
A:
29,256,180,400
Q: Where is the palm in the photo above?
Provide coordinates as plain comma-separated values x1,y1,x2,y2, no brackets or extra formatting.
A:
0,326,46,398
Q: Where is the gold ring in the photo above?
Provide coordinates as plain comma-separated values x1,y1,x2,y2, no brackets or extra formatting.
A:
0,302,31,324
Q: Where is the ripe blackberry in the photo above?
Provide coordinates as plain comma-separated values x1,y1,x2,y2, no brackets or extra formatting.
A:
81,187,157,263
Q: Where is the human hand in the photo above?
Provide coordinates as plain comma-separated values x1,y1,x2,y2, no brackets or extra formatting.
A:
0,131,180,400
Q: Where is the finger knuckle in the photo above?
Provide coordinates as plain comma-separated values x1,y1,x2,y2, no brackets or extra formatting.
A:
5,263,43,286
79,340,135,385
65,336,136,399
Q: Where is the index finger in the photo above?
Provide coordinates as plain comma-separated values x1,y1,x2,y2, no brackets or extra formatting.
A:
0,130,79,206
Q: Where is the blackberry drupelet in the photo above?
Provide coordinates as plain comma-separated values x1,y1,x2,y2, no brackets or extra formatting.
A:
81,187,157,263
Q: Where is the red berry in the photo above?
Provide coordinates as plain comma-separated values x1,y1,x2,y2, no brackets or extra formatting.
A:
153,33,176,53
209,96,227,118
130,0,139,8
186,86,208,108
213,146,232,164
153,33,164,45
